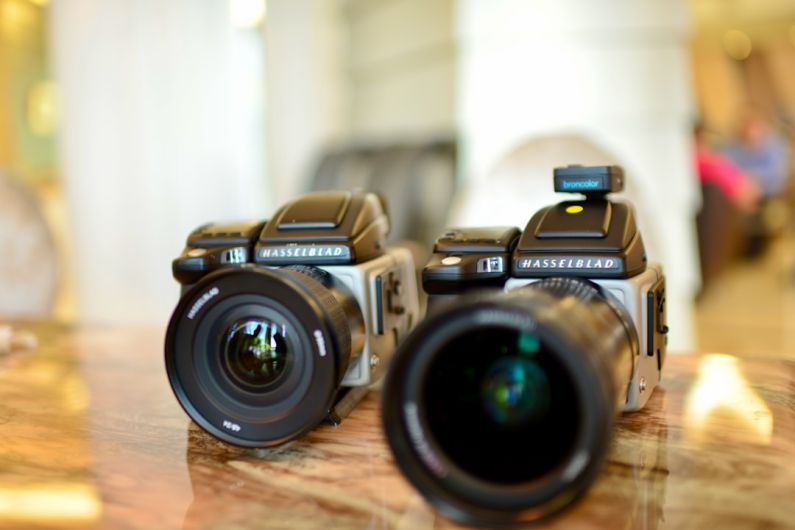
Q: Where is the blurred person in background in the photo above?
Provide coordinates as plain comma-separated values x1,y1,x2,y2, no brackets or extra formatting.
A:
724,110,791,200
723,110,792,257
694,122,761,214
693,122,761,286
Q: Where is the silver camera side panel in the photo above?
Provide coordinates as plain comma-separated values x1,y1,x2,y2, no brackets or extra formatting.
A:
319,247,419,387
593,265,663,412
504,263,663,412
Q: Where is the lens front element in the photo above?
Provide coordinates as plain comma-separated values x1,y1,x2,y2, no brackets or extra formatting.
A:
481,337,552,426
224,318,289,388
423,326,579,485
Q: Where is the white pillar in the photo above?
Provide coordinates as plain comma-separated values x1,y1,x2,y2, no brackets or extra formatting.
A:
265,0,347,204
50,0,268,324
455,0,699,350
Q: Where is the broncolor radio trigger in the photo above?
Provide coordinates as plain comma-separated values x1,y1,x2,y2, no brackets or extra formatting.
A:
553,165,625,199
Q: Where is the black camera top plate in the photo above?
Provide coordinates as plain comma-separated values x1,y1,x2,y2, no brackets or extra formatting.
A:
534,201,611,239
433,226,520,254
173,220,266,286
423,226,521,294
276,191,351,230
256,191,390,265
186,221,266,248
513,200,646,279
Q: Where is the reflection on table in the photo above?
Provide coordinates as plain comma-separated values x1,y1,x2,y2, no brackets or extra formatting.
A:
0,324,793,529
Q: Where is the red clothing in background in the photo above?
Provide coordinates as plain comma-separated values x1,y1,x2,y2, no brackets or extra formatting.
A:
695,148,747,200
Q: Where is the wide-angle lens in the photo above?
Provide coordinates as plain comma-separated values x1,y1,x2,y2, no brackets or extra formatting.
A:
165,266,364,447
223,318,289,388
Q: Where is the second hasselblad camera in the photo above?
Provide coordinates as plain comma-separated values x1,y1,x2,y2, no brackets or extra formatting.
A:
165,190,419,447
382,165,668,526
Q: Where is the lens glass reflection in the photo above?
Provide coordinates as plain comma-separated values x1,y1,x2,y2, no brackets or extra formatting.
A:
423,326,579,484
481,354,551,426
223,318,289,388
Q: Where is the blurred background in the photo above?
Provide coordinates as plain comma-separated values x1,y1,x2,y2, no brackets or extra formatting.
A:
1,0,794,355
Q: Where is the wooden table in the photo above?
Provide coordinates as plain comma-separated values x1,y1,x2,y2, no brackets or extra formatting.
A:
1,323,793,529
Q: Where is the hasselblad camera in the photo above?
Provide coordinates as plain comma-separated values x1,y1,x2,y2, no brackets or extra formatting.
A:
165,190,419,447
382,165,668,526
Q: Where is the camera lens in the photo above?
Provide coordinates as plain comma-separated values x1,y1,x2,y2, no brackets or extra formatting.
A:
223,318,289,388
382,277,638,526
165,266,364,447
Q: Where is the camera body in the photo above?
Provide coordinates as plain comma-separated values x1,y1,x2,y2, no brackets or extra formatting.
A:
422,165,667,411
167,191,418,447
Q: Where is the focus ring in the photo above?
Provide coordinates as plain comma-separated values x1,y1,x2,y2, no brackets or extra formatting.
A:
280,266,352,376
528,276,601,301
527,276,640,359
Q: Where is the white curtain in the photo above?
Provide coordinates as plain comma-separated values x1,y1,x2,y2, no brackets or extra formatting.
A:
49,0,268,324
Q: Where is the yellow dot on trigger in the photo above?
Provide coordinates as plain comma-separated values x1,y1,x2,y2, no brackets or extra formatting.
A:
565,205,584,214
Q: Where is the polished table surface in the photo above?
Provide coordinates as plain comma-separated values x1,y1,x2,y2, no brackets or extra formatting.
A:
1,323,794,530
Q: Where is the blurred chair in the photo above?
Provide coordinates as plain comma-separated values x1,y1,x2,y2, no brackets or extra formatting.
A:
0,171,57,317
309,138,457,247
696,183,752,289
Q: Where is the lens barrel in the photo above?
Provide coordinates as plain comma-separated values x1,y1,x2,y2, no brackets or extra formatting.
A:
382,277,637,526
165,265,364,447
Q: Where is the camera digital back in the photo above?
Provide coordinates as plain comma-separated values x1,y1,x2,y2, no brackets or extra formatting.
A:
254,191,389,266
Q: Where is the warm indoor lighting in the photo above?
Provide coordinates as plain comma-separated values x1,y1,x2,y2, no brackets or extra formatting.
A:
0,484,102,521
229,0,266,29
0,0,31,35
789,24,795,47
27,79,58,137
722,29,753,60
684,354,773,444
